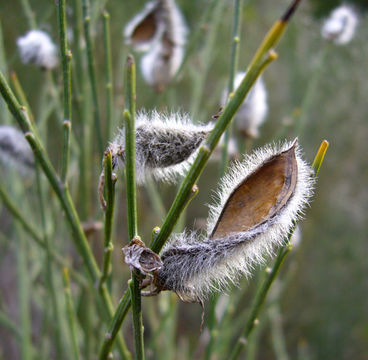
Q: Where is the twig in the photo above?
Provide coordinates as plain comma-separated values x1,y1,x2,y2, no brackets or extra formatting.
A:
102,10,113,141
0,182,86,285
58,0,73,183
82,0,104,155
35,164,63,357
99,151,116,287
220,0,243,176
124,55,145,360
20,0,37,29
228,139,329,360
63,268,81,360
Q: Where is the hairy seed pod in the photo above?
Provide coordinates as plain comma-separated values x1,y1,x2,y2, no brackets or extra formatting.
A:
153,140,314,303
124,0,188,91
107,110,212,183
0,125,34,174
99,110,212,209
321,5,358,45
17,30,58,69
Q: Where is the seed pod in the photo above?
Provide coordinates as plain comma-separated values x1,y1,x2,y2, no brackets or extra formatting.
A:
321,5,358,45
0,125,34,174
152,140,314,303
99,110,212,209
17,30,58,69
124,0,188,91
107,110,211,183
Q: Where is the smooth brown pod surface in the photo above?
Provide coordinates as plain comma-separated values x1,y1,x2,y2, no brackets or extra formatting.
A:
211,143,298,239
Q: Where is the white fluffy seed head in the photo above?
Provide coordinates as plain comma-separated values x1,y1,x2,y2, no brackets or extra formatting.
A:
321,5,358,45
0,125,34,175
124,0,188,91
222,72,268,138
157,140,314,302
17,30,58,69
108,110,212,183
124,1,166,52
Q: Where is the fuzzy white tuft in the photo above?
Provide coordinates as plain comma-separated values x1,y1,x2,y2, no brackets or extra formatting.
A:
140,41,185,89
124,1,166,52
17,30,58,69
109,110,212,184
0,125,34,175
321,5,358,45
157,141,314,302
222,72,268,138
124,0,188,90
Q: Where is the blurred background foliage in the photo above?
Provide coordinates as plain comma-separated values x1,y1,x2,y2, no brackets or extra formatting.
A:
0,0,367,359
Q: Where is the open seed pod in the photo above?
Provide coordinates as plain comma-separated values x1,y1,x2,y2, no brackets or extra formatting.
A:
152,140,314,303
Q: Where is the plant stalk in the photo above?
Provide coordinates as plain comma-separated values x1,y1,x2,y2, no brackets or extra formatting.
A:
98,1,303,355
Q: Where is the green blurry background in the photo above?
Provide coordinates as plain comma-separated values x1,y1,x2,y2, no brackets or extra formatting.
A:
0,0,367,359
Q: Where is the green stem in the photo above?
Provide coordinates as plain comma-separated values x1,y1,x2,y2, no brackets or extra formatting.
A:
294,45,329,138
100,152,116,287
20,0,37,29
228,139,329,360
220,0,243,177
0,182,86,285
82,0,104,155
98,1,302,355
0,310,22,342
102,10,113,141
58,0,73,183
10,71,33,121
72,0,90,220
0,71,130,359
16,227,31,360
35,164,63,358
63,268,81,360
124,55,144,360
228,247,291,360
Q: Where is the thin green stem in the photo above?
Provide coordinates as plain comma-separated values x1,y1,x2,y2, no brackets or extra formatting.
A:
220,0,243,177
63,268,81,360
0,70,130,358
20,0,37,29
10,71,33,121
124,55,144,360
0,310,22,342
16,227,31,360
0,182,86,285
102,10,113,140
100,152,116,287
72,0,90,220
82,0,104,155
228,247,291,360
35,164,63,358
98,1,302,354
58,0,73,183
228,139,329,360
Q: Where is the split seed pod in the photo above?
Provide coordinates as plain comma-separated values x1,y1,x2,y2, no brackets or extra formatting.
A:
124,0,188,91
143,140,314,303
0,125,34,174
99,111,212,209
